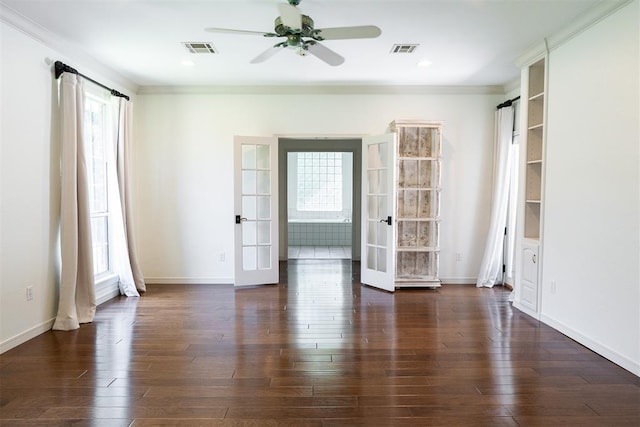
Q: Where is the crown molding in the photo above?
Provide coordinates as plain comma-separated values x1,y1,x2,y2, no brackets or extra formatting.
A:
136,84,505,96
502,77,521,96
0,2,139,94
516,0,633,67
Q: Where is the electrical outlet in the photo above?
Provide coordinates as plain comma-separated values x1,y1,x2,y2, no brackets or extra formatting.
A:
219,252,226,262
26,286,34,301
455,253,462,262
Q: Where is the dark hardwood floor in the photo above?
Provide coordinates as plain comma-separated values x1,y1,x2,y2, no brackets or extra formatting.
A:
1,260,638,426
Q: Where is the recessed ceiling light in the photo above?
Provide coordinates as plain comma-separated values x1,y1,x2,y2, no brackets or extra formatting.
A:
417,59,432,68
181,60,195,67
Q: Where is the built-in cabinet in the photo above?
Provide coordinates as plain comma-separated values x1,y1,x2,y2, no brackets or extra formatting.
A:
516,56,547,315
390,121,442,288
524,59,545,240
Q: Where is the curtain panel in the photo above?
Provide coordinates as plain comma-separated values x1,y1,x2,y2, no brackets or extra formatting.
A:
53,74,96,330
113,98,146,294
477,105,515,288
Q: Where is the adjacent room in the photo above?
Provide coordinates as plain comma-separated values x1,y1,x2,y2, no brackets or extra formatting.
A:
287,151,354,260
1,0,638,425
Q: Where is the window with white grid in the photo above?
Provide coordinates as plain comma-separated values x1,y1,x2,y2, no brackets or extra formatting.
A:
85,95,111,277
296,152,343,211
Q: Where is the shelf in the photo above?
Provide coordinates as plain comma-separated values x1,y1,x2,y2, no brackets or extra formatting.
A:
529,92,544,101
396,277,440,283
396,247,439,252
527,96,544,128
397,189,440,219
523,58,545,243
528,58,545,95
398,157,440,161
397,159,440,189
396,220,439,248
524,201,541,239
396,251,438,278
390,121,442,287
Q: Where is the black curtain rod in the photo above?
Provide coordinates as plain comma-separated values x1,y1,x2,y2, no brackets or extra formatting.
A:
54,61,130,101
496,96,520,110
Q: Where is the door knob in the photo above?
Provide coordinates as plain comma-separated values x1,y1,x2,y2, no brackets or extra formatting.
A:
379,216,392,226
235,215,248,224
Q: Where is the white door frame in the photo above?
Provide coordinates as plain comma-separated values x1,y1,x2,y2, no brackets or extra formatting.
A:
278,138,363,261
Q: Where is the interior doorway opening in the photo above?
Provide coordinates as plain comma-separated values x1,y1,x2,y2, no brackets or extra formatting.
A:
287,151,353,260
278,138,362,263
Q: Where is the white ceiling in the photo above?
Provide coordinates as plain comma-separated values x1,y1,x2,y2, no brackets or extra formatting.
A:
2,0,615,88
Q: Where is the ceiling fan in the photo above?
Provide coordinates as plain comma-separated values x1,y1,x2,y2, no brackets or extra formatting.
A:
205,0,381,66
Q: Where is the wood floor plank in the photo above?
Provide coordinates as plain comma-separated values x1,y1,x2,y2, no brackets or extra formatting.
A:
1,260,637,425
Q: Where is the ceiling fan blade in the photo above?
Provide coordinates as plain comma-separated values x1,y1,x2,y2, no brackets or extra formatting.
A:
305,42,344,66
205,27,268,36
250,45,285,64
313,25,382,40
278,3,302,30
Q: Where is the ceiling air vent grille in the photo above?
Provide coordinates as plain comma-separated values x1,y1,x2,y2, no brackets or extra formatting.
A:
390,44,419,54
183,42,217,54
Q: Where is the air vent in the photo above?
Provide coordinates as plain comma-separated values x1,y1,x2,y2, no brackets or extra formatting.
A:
390,44,419,54
183,42,217,54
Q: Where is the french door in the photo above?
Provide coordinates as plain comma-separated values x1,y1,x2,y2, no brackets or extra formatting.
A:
233,136,279,286
361,134,396,292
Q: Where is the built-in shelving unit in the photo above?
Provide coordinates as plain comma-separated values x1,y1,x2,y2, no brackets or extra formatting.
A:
390,121,442,288
524,59,546,240
516,55,546,315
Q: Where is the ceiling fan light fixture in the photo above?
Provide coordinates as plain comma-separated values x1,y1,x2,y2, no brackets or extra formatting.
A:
205,0,380,66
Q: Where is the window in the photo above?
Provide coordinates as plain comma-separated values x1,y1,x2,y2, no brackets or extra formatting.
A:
85,95,112,278
296,152,343,211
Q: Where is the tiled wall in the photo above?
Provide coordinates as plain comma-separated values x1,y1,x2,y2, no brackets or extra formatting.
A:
288,222,352,246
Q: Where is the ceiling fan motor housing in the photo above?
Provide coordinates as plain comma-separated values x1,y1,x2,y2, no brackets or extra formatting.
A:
274,14,315,46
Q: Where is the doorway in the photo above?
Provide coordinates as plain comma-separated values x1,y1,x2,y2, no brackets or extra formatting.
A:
278,138,362,262
287,151,353,259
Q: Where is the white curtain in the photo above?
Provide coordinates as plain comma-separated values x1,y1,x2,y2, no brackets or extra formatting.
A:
477,105,515,288
114,98,146,294
53,74,96,330
505,135,520,283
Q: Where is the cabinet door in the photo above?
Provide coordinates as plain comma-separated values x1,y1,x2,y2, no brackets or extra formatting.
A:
520,245,539,311
361,134,395,292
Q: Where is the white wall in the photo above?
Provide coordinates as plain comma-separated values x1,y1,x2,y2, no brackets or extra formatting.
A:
134,91,502,284
0,18,136,352
541,0,639,374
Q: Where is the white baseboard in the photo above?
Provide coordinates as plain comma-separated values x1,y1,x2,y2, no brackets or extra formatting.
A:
144,277,233,285
96,288,121,305
0,318,55,354
440,277,477,285
540,314,640,377
1,286,123,355
513,301,541,320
